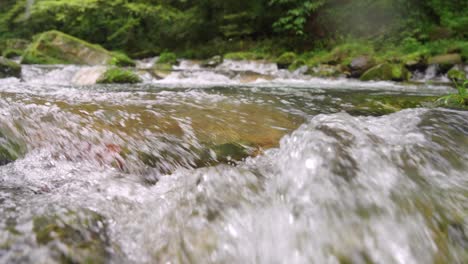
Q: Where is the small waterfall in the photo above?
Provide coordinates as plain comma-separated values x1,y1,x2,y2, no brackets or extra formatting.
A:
423,65,438,80
25,0,35,19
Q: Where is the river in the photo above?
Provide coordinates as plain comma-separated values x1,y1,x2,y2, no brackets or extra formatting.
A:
0,62,467,263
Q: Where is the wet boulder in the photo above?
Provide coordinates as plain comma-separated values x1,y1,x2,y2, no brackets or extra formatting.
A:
97,68,142,84
348,56,375,78
0,57,21,78
71,66,108,85
428,54,462,73
21,30,134,66
360,63,411,82
33,209,110,264
201,55,223,68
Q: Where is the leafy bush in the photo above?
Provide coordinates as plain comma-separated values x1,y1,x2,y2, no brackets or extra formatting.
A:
437,80,468,107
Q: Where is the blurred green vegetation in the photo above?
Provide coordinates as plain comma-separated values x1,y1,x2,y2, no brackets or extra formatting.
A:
0,0,466,59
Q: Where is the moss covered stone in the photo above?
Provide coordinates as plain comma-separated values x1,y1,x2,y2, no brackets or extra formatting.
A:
201,55,223,68
308,64,344,78
224,52,268,61
157,52,177,65
360,63,411,82
21,30,135,66
276,52,297,69
33,209,110,264
348,56,376,78
447,68,467,82
110,51,136,67
288,59,306,71
428,54,462,68
2,49,23,58
97,68,142,84
0,57,21,78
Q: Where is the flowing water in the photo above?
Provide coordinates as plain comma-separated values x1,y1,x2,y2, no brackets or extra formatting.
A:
0,63,467,264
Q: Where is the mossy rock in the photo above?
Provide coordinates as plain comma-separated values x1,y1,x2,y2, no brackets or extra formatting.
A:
276,52,297,69
346,95,435,116
33,209,110,264
307,42,374,67
150,68,172,79
447,68,467,82
308,64,344,78
288,59,306,71
360,63,411,82
402,52,429,72
21,30,134,66
390,64,412,81
97,68,142,84
2,49,23,59
428,54,462,73
157,52,177,65
0,38,30,51
0,57,21,78
348,56,376,78
201,55,223,68
224,52,268,61
110,51,136,67
153,63,173,71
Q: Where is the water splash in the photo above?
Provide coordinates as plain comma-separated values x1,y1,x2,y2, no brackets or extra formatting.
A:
1,64,466,263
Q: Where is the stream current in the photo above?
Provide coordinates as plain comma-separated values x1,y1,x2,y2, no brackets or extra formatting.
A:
0,63,467,263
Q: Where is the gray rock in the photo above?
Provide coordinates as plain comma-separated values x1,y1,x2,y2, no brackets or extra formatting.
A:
349,56,375,78
201,55,223,68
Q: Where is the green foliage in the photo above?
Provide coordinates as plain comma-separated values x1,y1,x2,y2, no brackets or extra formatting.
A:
288,59,306,71
97,68,142,84
437,80,468,107
401,37,423,53
447,68,467,83
305,41,374,67
110,51,135,67
157,52,177,65
270,0,327,35
0,0,466,61
276,52,297,65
